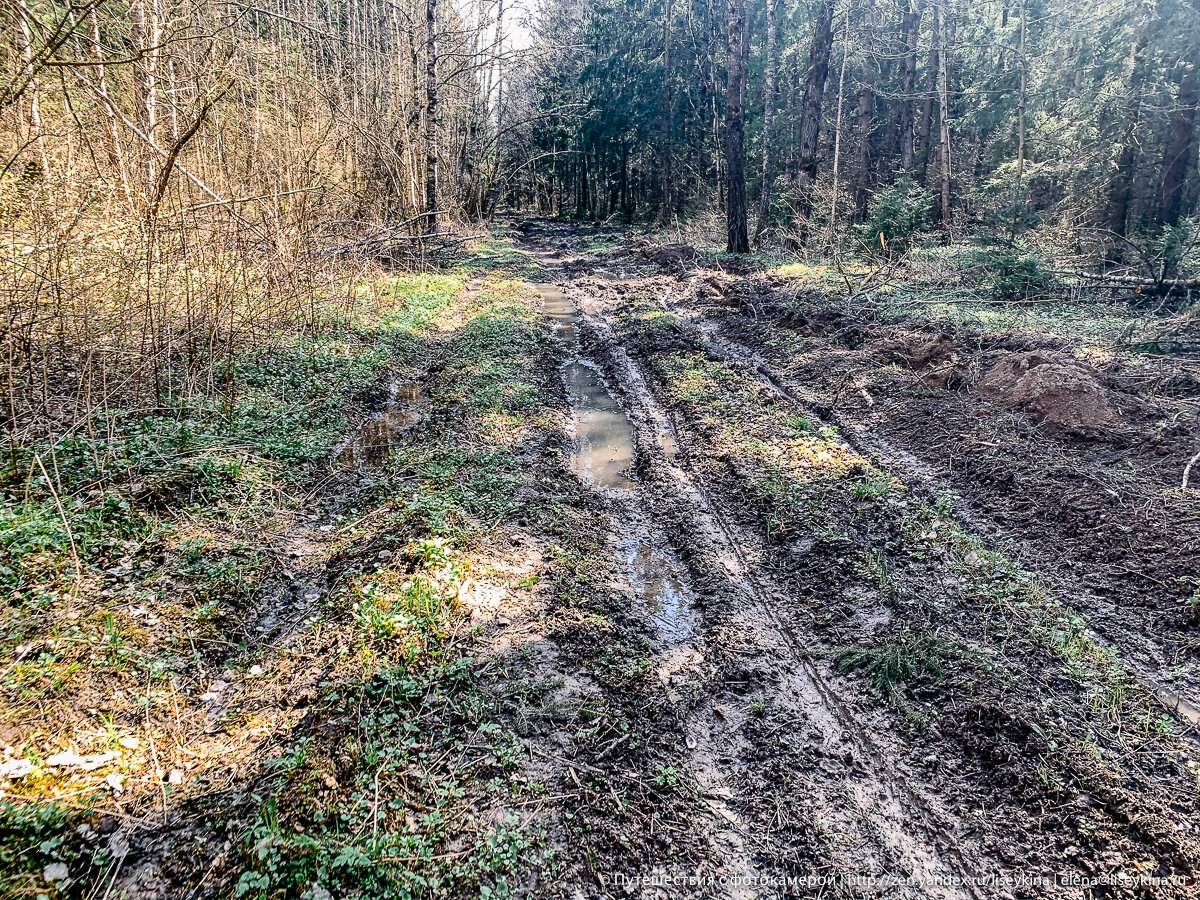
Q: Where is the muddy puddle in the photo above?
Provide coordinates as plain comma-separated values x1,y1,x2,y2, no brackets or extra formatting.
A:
536,281,699,641
534,282,578,345
335,381,426,468
537,282,639,492
563,361,637,490
617,533,696,641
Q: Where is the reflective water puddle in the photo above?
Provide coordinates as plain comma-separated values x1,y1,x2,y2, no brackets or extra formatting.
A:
336,381,426,468
536,283,638,491
535,282,695,641
618,534,696,642
534,283,579,346
564,361,636,491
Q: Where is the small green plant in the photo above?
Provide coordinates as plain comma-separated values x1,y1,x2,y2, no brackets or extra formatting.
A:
350,571,456,661
412,536,454,566
836,628,960,699
0,801,100,897
856,176,932,257
1184,579,1200,619
784,414,817,435
100,614,130,666
653,764,679,790
858,546,900,597
851,472,897,501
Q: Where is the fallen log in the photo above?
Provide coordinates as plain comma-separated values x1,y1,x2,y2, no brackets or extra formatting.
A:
1054,268,1200,296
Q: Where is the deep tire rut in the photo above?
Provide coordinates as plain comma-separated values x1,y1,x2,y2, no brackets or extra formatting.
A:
660,290,1200,738
537,251,991,897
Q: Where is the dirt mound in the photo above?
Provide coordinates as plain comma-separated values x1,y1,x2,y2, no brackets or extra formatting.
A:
693,273,737,303
714,255,753,275
981,351,1118,431
634,240,703,273
910,334,959,368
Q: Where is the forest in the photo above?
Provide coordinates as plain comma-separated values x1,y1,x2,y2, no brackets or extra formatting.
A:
514,0,1200,271
1,0,1199,897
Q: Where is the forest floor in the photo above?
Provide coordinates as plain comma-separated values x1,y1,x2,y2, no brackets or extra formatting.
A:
2,219,1200,899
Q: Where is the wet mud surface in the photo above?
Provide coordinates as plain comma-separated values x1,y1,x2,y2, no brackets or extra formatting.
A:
334,380,428,468
94,223,1199,899
515,220,1200,898
666,277,1200,715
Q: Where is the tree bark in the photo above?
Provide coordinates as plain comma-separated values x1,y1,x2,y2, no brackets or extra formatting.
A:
88,8,131,201
828,7,850,235
1105,34,1149,254
725,0,749,252
1159,46,1200,226
754,0,780,243
915,43,938,184
855,0,878,220
898,0,921,173
789,0,835,249
13,8,48,177
1016,0,1027,182
659,0,675,225
935,0,951,231
130,0,161,193
425,0,439,232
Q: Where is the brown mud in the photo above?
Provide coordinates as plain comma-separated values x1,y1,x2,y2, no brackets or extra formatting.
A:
334,380,429,469
654,268,1200,717
514,220,1200,898
38,223,1198,899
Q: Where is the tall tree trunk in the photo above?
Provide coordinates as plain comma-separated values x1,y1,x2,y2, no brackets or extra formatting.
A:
1159,46,1200,227
935,0,951,231
754,0,780,243
130,0,161,194
789,0,835,249
708,0,724,205
915,43,938,184
621,141,632,220
89,8,131,202
828,6,850,236
898,0,922,173
14,8,48,178
1015,0,1027,182
423,0,439,231
725,0,749,252
1105,34,1149,257
659,0,675,225
855,0,878,220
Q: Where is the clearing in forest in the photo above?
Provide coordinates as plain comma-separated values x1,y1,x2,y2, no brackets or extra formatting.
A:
3,220,1198,899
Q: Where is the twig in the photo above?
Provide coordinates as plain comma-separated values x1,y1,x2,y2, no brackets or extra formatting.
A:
33,453,82,607
1183,444,1200,491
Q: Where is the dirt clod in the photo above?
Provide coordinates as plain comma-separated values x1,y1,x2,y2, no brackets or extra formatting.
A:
981,350,1118,431
634,240,703,273
910,334,959,368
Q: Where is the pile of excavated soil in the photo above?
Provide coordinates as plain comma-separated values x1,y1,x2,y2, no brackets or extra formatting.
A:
633,240,703,273
981,350,1118,431
909,333,959,368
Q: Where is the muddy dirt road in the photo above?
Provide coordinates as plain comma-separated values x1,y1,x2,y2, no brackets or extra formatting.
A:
19,222,1196,900
511,220,1200,898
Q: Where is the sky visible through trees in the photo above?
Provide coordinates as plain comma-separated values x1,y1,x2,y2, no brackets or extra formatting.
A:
504,0,1200,268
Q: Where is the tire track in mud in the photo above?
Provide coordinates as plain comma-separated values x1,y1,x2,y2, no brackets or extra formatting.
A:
535,265,987,898
537,279,771,892
522,230,1200,897
653,289,1200,736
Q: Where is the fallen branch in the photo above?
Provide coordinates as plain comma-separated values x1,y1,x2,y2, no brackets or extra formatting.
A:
1055,268,1200,295
1184,444,1200,491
